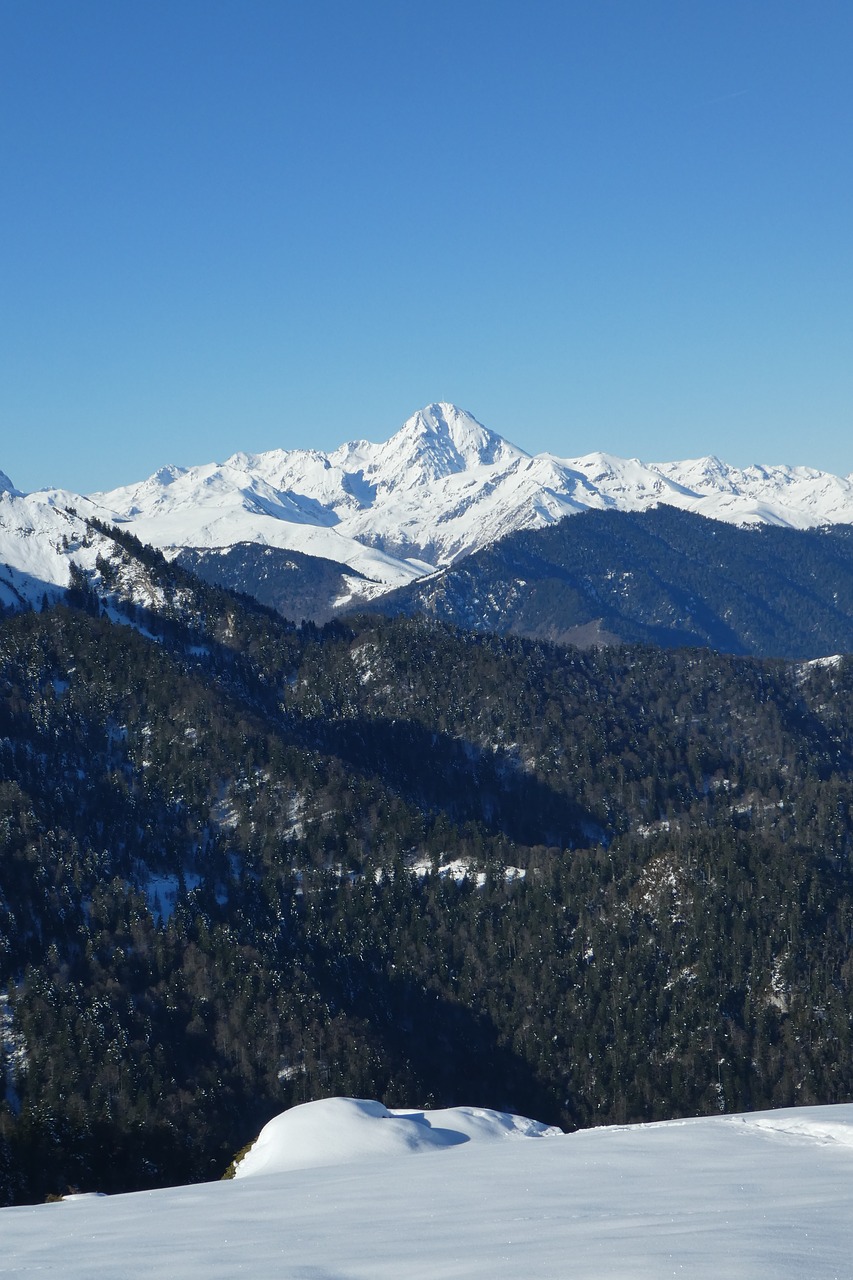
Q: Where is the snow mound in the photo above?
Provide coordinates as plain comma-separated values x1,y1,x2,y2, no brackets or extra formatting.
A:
233,1097,562,1178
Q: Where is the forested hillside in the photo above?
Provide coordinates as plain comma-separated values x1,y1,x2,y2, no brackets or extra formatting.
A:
366,507,853,658
176,542,367,625
1,529,853,1203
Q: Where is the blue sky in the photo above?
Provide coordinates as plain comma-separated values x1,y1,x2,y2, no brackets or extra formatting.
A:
2,0,851,492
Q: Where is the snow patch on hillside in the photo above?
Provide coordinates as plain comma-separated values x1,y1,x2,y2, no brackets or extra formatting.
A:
0,992,28,1109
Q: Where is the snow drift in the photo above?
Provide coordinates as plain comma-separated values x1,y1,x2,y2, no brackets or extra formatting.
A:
233,1097,563,1177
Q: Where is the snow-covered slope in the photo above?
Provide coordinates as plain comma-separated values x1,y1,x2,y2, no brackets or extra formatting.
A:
0,486,214,616
0,488,119,610
4,1101,853,1278
90,455,427,591
93,403,853,572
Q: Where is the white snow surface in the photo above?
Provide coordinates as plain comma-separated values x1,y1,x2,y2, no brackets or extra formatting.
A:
4,403,853,609
0,488,121,609
4,1100,853,1278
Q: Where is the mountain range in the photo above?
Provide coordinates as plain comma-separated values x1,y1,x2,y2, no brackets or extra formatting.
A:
4,403,853,624
4,407,853,1215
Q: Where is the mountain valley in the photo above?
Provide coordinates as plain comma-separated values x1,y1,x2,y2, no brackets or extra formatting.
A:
2,414,853,1207
1,526,853,1202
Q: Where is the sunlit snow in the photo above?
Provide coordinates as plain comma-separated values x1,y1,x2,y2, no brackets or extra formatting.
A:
4,1098,853,1278
233,1097,561,1177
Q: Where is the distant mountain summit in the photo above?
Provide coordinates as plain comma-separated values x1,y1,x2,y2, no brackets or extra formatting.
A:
365,402,526,480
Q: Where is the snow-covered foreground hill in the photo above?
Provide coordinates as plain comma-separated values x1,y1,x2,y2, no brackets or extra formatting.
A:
4,1099,853,1278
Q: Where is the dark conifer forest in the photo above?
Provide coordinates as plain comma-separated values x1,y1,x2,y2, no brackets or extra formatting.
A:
366,506,853,657
2,528,853,1203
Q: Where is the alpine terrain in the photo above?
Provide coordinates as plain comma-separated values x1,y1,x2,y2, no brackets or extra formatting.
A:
4,403,853,626
2,411,853,1226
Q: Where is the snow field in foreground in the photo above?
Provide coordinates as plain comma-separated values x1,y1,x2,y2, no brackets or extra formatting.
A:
4,1100,853,1279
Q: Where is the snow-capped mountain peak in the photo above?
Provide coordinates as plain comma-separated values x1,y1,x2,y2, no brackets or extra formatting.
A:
87,402,853,570
651,454,733,493
0,470,21,496
85,403,539,580
353,402,527,493
394,401,525,470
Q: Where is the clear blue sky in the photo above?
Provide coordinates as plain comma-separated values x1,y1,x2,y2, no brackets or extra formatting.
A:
2,0,851,493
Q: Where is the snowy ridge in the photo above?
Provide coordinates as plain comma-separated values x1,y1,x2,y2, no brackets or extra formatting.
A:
4,1100,853,1277
0,486,201,615
0,488,119,609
